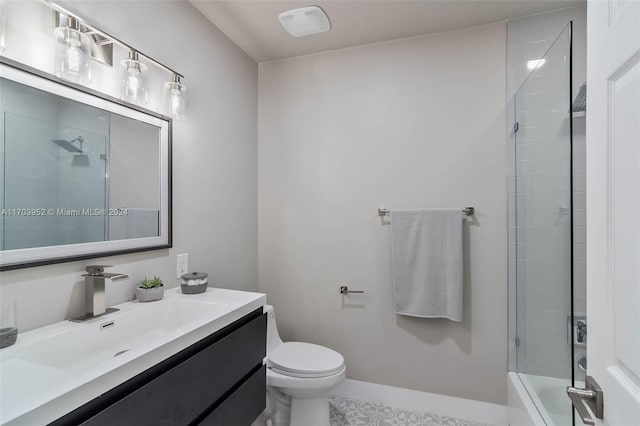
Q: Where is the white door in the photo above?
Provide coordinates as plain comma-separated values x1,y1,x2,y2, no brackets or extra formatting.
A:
585,0,640,424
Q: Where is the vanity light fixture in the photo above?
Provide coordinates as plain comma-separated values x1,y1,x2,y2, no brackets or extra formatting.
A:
43,1,185,117
53,15,92,85
120,50,148,105
163,73,187,120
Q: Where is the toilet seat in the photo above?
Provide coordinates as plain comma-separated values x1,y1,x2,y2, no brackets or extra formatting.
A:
268,342,344,378
266,364,346,390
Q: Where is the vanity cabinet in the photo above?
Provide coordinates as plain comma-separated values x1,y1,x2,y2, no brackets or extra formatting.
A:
51,308,266,426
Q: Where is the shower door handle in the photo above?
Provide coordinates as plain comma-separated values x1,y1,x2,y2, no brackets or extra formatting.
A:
566,376,603,425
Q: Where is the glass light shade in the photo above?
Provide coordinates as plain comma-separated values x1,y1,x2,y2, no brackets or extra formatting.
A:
119,58,148,105
163,80,187,120
54,26,92,85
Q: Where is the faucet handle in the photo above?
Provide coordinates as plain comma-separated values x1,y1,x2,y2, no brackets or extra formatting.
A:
85,265,114,275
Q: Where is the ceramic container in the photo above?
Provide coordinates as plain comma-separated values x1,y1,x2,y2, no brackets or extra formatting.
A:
181,272,208,294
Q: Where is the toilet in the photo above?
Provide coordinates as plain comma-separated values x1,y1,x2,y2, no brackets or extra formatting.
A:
261,305,345,426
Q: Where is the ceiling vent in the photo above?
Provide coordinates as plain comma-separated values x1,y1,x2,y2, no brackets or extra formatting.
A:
278,6,331,37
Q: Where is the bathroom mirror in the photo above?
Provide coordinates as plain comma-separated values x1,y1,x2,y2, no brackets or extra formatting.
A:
0,58,171,270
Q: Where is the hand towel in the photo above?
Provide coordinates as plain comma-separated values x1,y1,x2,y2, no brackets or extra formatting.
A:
391,209,464,321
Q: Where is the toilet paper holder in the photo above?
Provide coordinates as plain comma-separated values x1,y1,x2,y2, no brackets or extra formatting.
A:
340,286,364,295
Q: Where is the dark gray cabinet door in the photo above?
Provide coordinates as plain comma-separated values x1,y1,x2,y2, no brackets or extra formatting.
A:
198,366,266,426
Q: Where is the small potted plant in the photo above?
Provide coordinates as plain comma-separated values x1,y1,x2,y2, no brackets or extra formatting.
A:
135,276,164,302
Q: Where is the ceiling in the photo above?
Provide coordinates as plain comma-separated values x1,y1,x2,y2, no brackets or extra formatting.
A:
190,0,584,62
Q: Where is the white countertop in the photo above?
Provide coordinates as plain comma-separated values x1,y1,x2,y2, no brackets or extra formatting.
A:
0,287,266,425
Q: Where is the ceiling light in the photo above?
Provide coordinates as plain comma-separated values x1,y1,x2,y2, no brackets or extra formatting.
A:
278,6,331,37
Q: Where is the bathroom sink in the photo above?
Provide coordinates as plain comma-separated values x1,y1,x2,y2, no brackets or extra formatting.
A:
0,287,266,426
7,297,227,371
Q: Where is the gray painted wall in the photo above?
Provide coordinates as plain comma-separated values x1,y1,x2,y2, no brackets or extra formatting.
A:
258,22,508,404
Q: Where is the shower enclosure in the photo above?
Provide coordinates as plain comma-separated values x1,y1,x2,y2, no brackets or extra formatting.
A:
511,23,586,425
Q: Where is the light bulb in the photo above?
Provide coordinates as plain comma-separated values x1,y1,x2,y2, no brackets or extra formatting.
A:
119,51,148,105
170,91,185,116
163,75,187,120
53,18,92,85
66,45,82,73
125,73,142,97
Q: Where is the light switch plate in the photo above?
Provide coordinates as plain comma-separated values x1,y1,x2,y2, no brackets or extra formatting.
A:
176,253,188,279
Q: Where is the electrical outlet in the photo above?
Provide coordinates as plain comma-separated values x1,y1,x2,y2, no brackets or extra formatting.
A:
176,253,188,279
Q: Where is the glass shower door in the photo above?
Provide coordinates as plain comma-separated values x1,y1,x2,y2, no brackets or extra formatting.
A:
514,23,574,425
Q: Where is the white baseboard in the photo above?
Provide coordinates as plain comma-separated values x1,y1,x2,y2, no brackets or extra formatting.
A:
331,379,507,426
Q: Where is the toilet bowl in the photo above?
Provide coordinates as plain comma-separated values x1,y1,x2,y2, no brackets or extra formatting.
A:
261,305,345,426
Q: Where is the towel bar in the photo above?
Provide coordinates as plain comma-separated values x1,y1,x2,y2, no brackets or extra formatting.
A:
377,207,474,217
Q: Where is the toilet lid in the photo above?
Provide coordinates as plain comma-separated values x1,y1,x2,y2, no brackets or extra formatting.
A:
268,342,344,377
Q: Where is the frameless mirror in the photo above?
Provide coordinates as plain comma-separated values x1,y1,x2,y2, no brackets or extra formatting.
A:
0,59,171,270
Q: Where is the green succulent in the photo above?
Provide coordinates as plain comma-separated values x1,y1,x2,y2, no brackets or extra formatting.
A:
139,275,164,289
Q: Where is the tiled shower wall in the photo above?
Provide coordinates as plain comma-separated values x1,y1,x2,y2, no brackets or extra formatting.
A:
506,5,587,378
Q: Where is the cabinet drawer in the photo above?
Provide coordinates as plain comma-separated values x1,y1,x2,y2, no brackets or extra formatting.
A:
79,313,266,426
198,365,266,426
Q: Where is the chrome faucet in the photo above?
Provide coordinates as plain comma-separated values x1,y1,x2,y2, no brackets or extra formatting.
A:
71,265,128,322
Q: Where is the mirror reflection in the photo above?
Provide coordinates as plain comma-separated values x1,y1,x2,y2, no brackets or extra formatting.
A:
1,77,161,251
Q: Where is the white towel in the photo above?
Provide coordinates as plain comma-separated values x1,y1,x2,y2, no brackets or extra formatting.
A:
126,208,159,239
391,209,464,321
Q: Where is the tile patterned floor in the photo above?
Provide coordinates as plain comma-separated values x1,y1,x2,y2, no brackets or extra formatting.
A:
329,396,490,426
